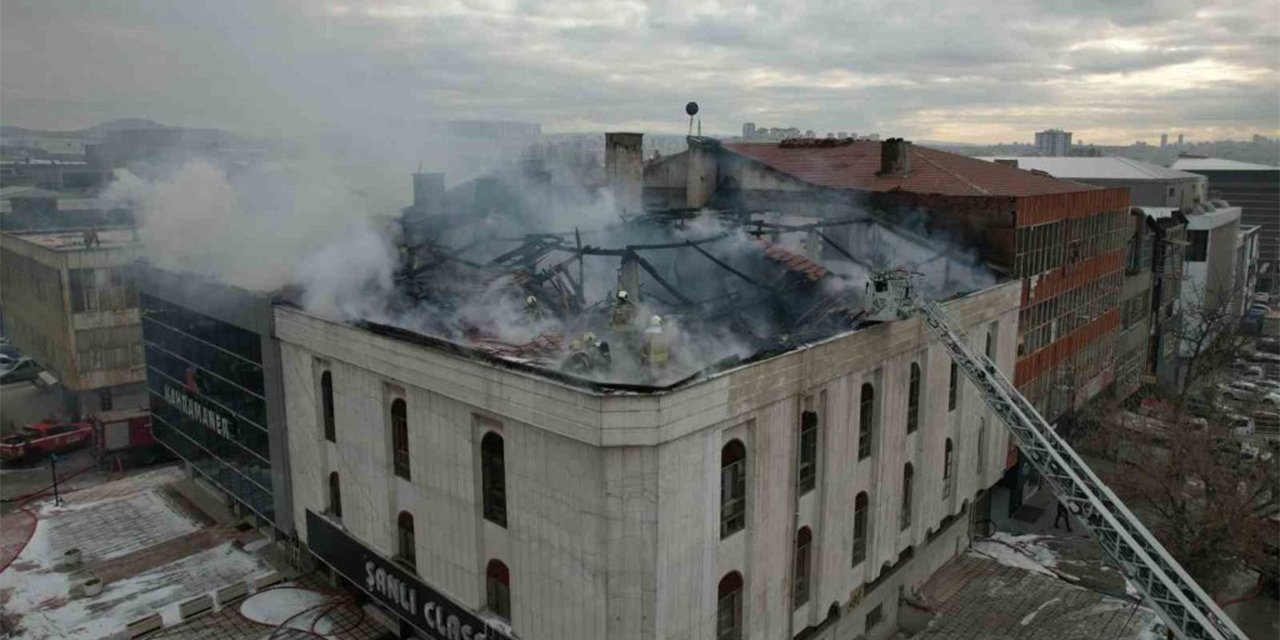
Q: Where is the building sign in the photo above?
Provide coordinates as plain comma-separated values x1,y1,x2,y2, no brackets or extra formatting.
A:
305,510,510,640
162,383,233,439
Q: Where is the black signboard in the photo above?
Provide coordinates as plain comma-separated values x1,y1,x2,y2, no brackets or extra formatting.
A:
306,510,511,640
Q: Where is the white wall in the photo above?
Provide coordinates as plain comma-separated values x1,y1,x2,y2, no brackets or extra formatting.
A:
277,279,1021,640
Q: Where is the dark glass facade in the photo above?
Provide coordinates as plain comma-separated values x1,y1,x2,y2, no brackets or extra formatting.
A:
141,293,275,521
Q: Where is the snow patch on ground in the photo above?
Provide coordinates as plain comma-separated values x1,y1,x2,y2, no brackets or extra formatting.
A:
41,490,202,561
971,532,1061,577
1019,596,1061,625
242,538,271,553
2,532,269,640
239,584,335,635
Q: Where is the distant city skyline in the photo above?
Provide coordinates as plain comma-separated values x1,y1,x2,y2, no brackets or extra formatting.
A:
3,0,1278,149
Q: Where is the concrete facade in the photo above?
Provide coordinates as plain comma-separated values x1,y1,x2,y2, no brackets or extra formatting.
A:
276,280,1021,640
0,229,146,416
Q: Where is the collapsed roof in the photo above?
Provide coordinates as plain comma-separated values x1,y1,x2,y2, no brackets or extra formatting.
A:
368,192,999,388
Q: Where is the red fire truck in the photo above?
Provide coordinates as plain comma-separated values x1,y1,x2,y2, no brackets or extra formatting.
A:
91,409,164,467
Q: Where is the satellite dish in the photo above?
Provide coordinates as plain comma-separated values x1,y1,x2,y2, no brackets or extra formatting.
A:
685,102,699,116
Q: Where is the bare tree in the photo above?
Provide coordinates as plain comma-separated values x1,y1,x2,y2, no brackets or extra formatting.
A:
1077,396,1278,595
1171,274,1250,397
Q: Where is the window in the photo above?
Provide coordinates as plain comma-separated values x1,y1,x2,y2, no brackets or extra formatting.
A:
481,432,507,527
721,440,747,538
797,411,817,495
1187,230,1208,262
485,559,511,619
321,370,335,442
397,511,416,570
976,419,987,475
391,398,410,479
794,528,812,608
906,364,920,434
866,604,883,631
858,383,874,460
900,463,913,530
852,492,869,566
328,472,342,519
717,572,744,640
986,322,998,360
943,439,954,499
947,362,958,412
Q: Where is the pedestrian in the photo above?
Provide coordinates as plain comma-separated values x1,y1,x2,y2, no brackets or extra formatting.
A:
1054,501,1072,532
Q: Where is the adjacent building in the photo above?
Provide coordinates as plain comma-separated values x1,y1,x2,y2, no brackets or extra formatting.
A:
645,137,1127,426
1134,208,1188,387
979,156,1205,208
0,228,146,415
1034,129,1072,157
1,186,132,231
1171,157,1279,295
134,263,295,535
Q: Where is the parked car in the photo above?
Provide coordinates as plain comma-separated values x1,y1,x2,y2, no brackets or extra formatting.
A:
0,357,40,385
1250,352,1280,365
1218,381,1262,401
0,421,94,463
1257,338,1280,355
1253,379,1280,393
1229,414,1256,437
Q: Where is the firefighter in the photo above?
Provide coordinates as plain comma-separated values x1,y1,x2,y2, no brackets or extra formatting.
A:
524,295,543,321
564,337,592,373
610,290,635,333
641,315,670,368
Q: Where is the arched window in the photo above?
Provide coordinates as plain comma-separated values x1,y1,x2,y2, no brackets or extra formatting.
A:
481,432,507,527
397,511,416,570
717,571,744,640
858,383,874,460
485,559,511,619
976,418,987,475
906,363,921,434
849,494,870,565
948,363,959,412
794,527,812,608
943,439,954,499
328,471,342,519
321,371,335,442
900,463,913,530
797,411,818,495
391,398,409,479
721,440,747,538
986,322,998,360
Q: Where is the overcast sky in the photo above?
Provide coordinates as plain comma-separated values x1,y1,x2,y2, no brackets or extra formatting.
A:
2,0,1277,144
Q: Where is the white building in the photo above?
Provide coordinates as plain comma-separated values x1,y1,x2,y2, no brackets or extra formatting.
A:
1033,129,1072,157
276,280,1020,640
1176,202,1243,364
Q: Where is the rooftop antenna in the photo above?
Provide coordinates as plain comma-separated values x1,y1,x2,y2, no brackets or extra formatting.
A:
685,101,699,137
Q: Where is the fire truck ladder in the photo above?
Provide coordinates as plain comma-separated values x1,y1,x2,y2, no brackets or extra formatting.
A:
917,301,1246,640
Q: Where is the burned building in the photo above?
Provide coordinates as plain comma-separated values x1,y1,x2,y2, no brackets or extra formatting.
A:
272,133,1032,640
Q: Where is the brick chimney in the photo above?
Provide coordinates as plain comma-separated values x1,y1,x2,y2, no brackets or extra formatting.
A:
605,132,644,217
878,138,912,177
686,137,719,208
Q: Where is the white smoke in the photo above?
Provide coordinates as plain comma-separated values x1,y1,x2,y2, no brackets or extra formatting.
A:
103,157,399,321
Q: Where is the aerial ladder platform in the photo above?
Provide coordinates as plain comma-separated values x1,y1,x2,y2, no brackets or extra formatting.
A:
865,271,1246,640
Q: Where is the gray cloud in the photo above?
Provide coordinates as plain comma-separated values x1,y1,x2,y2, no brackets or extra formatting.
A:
1,0,1276,145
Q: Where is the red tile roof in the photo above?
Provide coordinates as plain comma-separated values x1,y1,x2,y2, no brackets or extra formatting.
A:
722,140,1098,197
